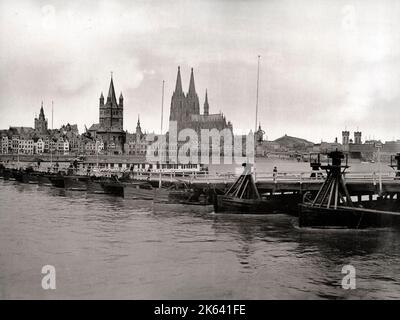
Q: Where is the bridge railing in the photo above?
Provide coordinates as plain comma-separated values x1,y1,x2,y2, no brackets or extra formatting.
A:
28,166,397,185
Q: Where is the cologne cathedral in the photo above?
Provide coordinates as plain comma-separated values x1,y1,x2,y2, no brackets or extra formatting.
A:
169,67,233,134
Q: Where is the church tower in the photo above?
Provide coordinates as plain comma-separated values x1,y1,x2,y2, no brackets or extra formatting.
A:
136,115,143,137
99,75,123,131
34,101,48,134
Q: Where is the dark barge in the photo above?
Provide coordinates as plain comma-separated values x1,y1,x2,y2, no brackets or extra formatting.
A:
299,150,400,229
214,163,301,214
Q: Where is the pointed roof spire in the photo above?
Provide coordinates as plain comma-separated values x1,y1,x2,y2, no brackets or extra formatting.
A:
39,101,45,118
119,92,123,100
188,67,196,96
107,74,117,105
203,89,209,115
174,66,183,94
137,114,141,127
100,92,104,99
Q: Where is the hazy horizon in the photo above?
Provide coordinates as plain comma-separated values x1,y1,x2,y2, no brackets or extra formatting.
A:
1,0,399,143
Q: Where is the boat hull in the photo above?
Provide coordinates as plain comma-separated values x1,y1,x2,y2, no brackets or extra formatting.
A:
100,181,124,196
123,183,154,200
48,175,65,188
12,170,24,182
2,169,13,181
299,203,400,229
21,172,39,184
64,175,89,191
37,174,53,186
87,179,106,194
214,193,302,214
153,202,214,214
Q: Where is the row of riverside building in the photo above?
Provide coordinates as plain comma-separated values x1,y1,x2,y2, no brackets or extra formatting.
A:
1,66,399,160
0,67,235,157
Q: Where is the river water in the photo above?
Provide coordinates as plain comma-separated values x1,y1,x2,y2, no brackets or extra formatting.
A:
0,160,399,299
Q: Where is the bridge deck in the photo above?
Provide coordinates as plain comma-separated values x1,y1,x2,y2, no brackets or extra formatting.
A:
132,171,400,195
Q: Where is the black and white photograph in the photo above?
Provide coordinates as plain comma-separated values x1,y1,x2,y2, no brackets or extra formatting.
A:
0,0,400,305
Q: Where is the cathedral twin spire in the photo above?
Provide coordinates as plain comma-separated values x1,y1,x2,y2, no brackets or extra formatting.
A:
173,66,209,115
188,68,196,97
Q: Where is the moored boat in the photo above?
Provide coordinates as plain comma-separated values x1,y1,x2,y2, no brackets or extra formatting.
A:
215,193,301,214
48,174,65,188
153,183,215,213
87,177,106,194
12,169,24,182
64,175,90,191
213,163,295,214
101,179,124,196
299,150,400,229
0,163,5,178
123,181,155,200
37,173,53,186
20,167,40,184
2,168,13,181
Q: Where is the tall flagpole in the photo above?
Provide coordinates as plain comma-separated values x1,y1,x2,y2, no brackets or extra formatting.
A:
254,55,261,181
161,80,165,135
255,55,260,133
159,80,165,189
50,101,53,167
51,100,54,130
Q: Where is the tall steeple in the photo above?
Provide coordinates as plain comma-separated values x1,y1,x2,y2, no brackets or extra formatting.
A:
119,92,123,107
203,89,209,116
99,92,104,106
136,115,143,137
188,68,196,96
107,74,117,105
186,67,200,115
174,66,183,95
39,101,45,120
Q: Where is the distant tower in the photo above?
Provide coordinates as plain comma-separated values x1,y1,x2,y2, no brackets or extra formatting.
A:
255,123,265,143
342,131,350,145
34,101,48,134
136,115,143,137
203,89,209,116
119,92,123,108
99,92,104,106
354,131,362,144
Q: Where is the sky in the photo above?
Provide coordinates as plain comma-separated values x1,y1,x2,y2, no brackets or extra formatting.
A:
0,0,399,143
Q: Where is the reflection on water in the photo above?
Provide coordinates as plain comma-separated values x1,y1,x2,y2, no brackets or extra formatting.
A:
0,180,399,299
